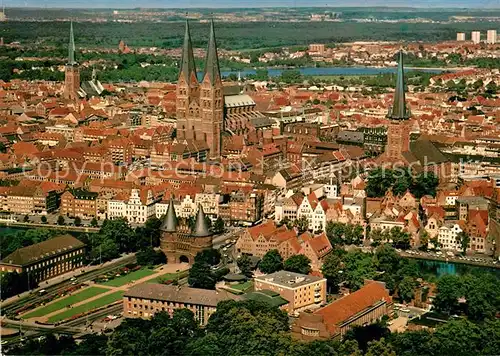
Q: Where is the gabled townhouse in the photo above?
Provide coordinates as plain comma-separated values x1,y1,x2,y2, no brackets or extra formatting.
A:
437,221,465,251
236,220,333,271
108,187,164,224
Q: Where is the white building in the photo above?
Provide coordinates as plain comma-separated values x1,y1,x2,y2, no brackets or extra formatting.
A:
487,29,497,44
297,193,328,232
107,188,160,224
471,31,481,44
456,32,466,41
437,222,463,251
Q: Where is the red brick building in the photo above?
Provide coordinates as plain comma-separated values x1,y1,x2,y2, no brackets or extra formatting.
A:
292,281,393,340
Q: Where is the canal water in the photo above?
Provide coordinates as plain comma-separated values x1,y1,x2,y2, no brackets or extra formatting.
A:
415,259,500,278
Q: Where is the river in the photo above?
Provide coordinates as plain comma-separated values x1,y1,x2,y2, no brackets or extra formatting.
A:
415,259,500,278
218,66,448,78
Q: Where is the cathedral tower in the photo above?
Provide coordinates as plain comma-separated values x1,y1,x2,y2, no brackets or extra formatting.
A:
175,20,223,159
176,20,199,141
385,50,410,161
199,20,224,159
64,22,80,101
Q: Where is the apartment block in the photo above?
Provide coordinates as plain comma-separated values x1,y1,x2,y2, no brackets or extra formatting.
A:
254,271,327,314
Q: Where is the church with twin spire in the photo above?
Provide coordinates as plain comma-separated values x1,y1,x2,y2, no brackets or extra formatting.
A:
176,20,224,160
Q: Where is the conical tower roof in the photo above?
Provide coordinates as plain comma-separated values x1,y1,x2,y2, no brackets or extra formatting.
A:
160,198,177,232
191,204,212,237
202,20,221,86
179,20,197,84
387,50,410,120
68,21,76,65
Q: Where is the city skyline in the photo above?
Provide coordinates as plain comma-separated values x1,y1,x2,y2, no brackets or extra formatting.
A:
6,0,500,9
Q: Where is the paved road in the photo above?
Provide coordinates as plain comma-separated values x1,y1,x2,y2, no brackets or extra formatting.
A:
1,254,136,316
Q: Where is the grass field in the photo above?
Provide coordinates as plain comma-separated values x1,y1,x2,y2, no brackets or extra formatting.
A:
231,281,253,292
99,268,156,287
150,270,188,284
48,291,124,323
23,287,108,319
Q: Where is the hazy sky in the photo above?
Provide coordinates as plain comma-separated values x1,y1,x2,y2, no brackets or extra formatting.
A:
7,0,500,8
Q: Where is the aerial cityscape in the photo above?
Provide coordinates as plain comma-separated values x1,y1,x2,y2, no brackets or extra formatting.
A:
0,3,499,356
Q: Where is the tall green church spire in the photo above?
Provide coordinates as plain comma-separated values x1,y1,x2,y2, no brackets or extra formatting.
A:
202,19,221,86
68,21,76,65
179,19,197,83
387,50,410,120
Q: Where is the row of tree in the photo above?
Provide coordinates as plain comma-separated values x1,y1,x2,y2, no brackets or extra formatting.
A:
6,300,500,356
365,168,439,199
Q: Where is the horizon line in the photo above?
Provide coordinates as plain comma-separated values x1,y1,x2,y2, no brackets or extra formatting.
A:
5,5,500,10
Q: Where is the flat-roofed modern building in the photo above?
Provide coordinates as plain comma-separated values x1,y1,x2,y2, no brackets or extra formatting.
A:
123,283,240,326
254,271,327,314
0,235,85,282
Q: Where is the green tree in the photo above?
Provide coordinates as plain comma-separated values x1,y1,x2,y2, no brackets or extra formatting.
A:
392,169,413,196
293,216,309,234
411,172,439,198
200,300,291,356
57,215,65,225
456,231,470,255
213,217,225,234
365,338,396,356
418,230,429,251
433,274,463,314
188,261,216,290
342,250,376,291
398,276,417,302
23,214,30,223
370,228,388,247
41,215,48,224
321,253,343,293
90,217,98,227
374,244,400,274
237,254,253,277
74,216,81,226
366,168,395,198
389,227,411,250
136,247,166,266
284,254,311,275
259,249,284,274
194,249,221,266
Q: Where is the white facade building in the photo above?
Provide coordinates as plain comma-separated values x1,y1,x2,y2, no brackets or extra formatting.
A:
471,31,481,44
487,29,497,44
107,188,159,224
438,222,463,251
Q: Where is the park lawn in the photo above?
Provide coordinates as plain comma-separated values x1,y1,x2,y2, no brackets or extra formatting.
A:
48,291,124,323
23,287,108,318
150,270,188,283
231,281,253,292
100,268,156,287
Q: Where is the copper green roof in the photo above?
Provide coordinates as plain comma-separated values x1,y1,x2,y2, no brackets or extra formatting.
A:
202,20,221,86
68,21,76,65
387,50,410,120
160,198,178,233
179,20,197,84
192,203,212,237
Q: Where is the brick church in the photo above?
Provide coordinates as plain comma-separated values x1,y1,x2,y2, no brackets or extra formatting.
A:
160,199,213,264
176,20,224,160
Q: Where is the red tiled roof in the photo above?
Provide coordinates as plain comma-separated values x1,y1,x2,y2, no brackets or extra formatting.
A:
315,281,392,334
248,220,277,240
